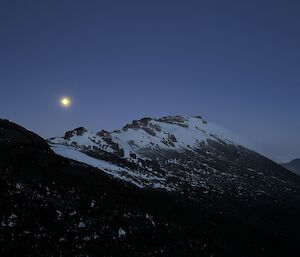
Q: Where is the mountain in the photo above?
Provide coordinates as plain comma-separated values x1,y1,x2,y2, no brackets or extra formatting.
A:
49,115,299,202
282,159,300,176
1,117,300,257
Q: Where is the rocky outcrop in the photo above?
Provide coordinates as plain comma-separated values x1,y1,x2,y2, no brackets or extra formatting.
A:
64,127,87,139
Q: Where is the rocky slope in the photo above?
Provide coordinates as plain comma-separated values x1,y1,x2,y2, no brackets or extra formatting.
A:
0,119,216,257
282,159,300,176
49,116,300,204
1,117,300,257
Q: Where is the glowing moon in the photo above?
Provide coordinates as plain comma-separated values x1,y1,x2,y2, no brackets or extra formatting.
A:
60,97,71,107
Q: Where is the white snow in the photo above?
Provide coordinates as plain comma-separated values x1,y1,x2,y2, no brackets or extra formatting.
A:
49,116,254,160
50,144,171,190
15,183,23,190
49,115,256,191
78,221,86,228
108,117,255,156
90,200,96,208
118,228,126,237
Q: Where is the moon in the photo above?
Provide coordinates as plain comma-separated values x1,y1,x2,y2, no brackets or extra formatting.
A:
60,97,71,108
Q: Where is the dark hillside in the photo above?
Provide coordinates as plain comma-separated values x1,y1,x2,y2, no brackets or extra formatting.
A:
1,119,300,257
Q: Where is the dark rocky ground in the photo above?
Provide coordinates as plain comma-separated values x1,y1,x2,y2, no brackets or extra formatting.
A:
1,119,300,257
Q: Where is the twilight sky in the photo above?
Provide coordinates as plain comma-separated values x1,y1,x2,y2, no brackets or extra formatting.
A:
0,0,299,162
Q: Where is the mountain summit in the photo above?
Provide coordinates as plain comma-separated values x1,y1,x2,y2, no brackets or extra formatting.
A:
49,115,299,202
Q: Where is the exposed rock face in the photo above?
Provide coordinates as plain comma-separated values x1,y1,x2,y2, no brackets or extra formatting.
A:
96,129,111,137
64,127,87,139
157,115,189,127
122,118,158,136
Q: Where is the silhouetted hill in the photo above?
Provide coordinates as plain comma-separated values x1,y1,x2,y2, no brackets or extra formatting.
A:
282,159,300,176
1,118,300,257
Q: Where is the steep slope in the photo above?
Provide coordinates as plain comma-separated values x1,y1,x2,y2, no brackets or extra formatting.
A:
0,119,49,148
49,116,300,204
282,159,300,176
1,118,300,257
0,119,223,257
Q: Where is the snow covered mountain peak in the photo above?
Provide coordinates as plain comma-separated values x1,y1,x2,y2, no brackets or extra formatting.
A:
48,115,297,198
50,115,250,160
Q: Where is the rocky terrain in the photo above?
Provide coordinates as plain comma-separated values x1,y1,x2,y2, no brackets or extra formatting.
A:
1,117,300,257
50,116,300,204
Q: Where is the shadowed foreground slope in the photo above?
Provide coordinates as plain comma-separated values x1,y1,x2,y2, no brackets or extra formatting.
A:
1,119,300,257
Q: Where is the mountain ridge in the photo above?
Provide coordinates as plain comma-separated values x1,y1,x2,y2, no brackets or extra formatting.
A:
49,115,300,204
1,117,300,256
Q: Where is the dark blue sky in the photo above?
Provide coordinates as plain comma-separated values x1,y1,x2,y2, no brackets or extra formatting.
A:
0,0,299,162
